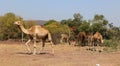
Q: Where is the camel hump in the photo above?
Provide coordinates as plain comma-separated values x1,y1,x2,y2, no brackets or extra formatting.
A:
77,32,86,41
93,32,104,43
78,32,86,37
94,32,102,38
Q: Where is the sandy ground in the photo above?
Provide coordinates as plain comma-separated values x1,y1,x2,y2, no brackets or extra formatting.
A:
0,41,120,66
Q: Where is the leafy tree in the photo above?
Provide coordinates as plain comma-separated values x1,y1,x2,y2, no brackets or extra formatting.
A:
72,13,83,27
0,12,23,40
77,20,90,33
60,13,84,35
25,20,37,28
73,13,83,23
90,14,108,34
61,18,73,26
45,20,70,34
45,20,70,44
44,20,57,26
61,13,83,27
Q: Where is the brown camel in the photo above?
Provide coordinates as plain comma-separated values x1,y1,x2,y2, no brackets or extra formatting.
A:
60,33,70,45
75,32,86,46
14,21,54,55
92,32,104,46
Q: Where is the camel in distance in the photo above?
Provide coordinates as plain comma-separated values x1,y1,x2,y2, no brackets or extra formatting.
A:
86,32,93,46
14,21,54,55
91,32,104,46
75,32,86,46
60,33,70,45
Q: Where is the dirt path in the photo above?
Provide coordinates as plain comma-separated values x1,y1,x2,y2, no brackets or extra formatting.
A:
0,42,120,66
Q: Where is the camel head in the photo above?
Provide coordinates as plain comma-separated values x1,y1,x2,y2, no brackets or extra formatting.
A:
14,21,23,26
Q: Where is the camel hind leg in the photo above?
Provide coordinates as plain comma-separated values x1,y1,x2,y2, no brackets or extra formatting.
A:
25,39,32,53
60,37,64,44
48,33,54,54
39,39,45,53
33,37,37,55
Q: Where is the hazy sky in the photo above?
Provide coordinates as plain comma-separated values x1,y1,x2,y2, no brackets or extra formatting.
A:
0,0,120,26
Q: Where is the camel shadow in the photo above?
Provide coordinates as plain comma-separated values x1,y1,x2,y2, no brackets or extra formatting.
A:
16,52,33,55
16,52,53,55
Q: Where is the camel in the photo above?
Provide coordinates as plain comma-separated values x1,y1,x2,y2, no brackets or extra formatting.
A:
14,21,54,55
91,32,104,46
86,32,93,46
75,32,86,46
60,33,70,45
87,32,104,51
86,32,104,51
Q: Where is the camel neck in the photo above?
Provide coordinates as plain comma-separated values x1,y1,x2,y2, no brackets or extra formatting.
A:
18,25,29,34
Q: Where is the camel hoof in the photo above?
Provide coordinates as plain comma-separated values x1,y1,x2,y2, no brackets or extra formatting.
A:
32,53,36,55
32,52,37,55
25,52,32,55
28,53,32,55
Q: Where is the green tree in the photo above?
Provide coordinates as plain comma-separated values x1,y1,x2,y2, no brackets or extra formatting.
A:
90,14,108,33
25,20,37,28
72,13,83,27
45,20,70,44
61,18,73,26
0,12,23,40
45,20,70,34
44,20,57,26
61,13,83,28
73,13,83,23
78,20,90,32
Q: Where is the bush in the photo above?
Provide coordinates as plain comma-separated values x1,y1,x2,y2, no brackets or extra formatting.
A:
44,20,71,44
104,39,119,51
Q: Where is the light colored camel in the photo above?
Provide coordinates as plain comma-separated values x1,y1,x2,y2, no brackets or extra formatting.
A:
60,33,70,45
92,32,104,46
86,32,93,46
14,21,54,55
86,32,104,51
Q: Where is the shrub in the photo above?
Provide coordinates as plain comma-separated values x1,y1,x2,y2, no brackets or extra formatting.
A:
104,39,118,52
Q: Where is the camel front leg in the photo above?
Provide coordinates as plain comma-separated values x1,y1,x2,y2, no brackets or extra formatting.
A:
33,37,37,55
60,38,63,44
50,41,54,54
39,40,45,53
25,39,32,53
48,33,54,54
67,38,70,45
